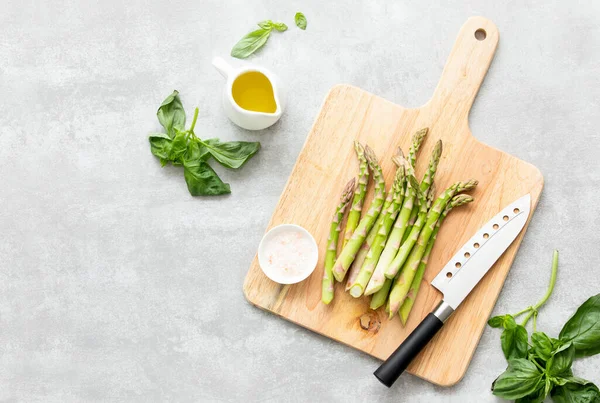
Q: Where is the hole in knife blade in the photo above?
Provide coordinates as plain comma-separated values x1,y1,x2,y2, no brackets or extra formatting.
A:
503,215,509,221
493,223,499,230
455,262,461,268
464,252,470,258
474,242,480,248
446,272,453,278
483,233,489,239
513,208,520,214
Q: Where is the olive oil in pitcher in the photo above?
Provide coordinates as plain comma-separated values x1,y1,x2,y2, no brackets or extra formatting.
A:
231,72,277,113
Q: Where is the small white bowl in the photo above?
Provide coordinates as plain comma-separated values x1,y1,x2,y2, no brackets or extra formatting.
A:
257,224,319,284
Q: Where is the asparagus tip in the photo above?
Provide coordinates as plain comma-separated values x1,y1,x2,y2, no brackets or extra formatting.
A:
415,127,429,140
353,141,364,155
460,179,479,192
363,145,381,170
432,139,443,159
342,178,356,203
451,194,474,207
407,174,420,191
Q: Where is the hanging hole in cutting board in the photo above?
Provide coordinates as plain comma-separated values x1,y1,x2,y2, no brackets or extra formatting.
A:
475,29,487,41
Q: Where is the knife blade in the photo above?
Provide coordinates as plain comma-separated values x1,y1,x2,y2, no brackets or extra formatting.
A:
374,193,532,387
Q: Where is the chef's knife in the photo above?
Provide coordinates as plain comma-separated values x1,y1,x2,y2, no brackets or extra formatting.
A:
374,193,532,387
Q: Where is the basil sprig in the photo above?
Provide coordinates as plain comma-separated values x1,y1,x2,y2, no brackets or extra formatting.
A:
488,251,600,402
149,91,260,196
231,13,306,59
231,20,288,59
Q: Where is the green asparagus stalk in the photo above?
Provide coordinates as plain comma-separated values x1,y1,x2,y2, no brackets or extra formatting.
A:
365,173,424,295
420,140,442,199
398,194,473,323
384,179,477,280
345,148,404,291
332,146,386,282
343,142,369,248
407,128,428,169
345,221,377,291
321,178,356,304
401,140,442,244
370,277,392,310
388,188,477,318
382,175,429,277
349,166,405,297
365,161,418,295
401,208,419,244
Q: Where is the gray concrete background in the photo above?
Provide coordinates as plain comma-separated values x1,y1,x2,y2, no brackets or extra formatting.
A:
1,0,599,401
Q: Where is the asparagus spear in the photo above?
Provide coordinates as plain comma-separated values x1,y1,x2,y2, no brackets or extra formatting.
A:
399,194,473,323
407,128,428,169
332,146,386,282
345,148,404,291
349,166,405,297
370,278,392,310
421,140,442,197
384,179,477,280
401,140,442,244
365,158,415,294
388,190,477,317
322,178,356,304
342,142,369,248
366,175,426,294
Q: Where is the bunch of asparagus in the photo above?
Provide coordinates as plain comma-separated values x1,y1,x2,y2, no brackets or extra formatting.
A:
322,129,478,324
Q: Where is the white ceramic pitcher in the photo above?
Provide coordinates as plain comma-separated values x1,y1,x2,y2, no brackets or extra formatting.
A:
212,57,285,131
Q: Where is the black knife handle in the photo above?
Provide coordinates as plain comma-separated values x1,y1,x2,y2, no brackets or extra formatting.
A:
374,301,453,387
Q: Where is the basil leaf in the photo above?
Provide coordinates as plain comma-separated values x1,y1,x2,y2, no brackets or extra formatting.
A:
515,385,546,403
183,161,231,196
492,358,543,400
183,140,210,165
552,381,600,403
271,22,288,32
489,314,517,329
488,315,505,328
548,344,575,376
559,376,594,386
559,294,600,358
501,324,529,360
149,133,173,164
231,28,271,59
168,131,188,163
257,20,272,29
157,90,186,138
531,331,554,361
295,12,307,30
203,139,261,169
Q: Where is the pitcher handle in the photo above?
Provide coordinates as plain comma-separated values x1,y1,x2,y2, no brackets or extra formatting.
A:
212,57,234,79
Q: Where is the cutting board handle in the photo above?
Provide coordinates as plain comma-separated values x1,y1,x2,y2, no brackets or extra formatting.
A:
427,17,499,121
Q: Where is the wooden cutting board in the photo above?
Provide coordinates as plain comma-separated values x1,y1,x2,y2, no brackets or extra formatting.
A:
243,16,543,386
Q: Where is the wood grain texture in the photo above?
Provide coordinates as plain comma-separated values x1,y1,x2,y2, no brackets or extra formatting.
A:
243,16,543,386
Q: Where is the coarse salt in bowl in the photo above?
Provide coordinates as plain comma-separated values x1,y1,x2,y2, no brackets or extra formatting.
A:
257,224,319,284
